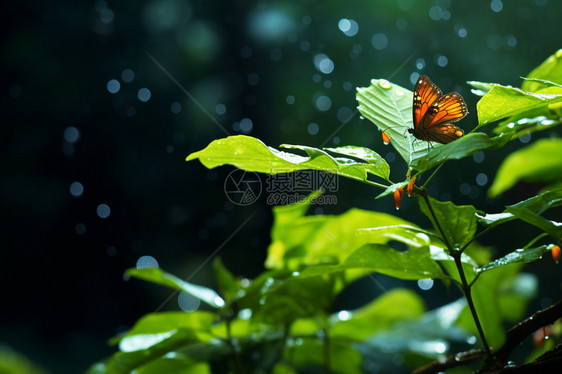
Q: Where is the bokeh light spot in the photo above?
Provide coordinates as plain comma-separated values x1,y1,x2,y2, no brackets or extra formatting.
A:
121,69,135,83
473,151,485,163
314,54,335,74
70,181,84,197
63,126,81,144
215,103,226,115
491,0,503,12
239,118,253,133
97,203,111,219
476,173,488,186
307,122,319,135
338,18,359,37
178,292,201,312
137,88,151,102
415,58,426,70
437,55,448,67
371,33,388,50
248,73,259,86
417,278,434,290
171,102,182,114
107,79,120,94
136,255,159,269
286,95,295,104
315,95,332,111
75,223,86,235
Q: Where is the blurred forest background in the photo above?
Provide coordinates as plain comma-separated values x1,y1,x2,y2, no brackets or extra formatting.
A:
1,0,561,372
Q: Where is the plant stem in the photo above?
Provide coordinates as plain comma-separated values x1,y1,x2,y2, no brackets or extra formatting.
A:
453,254,493,361
322,327,331,374
422,162,446,189
226,318,246,374
420,190,493,361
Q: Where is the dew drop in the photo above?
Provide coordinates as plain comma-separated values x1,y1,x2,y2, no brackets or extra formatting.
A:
378,79,391,89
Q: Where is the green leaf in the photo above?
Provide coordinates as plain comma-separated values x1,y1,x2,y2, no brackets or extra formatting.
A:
506,204,562,240
330,289,426,340
356,78,474,168
478,188,562,234
136,356,211,374
126,268,225,309
186,135,390,183
103,329,205,374
366,298,471,358
116,311,214,351
418,196,481,249
356,79,415,164
409,132,511,172
267,196,416,271
476,84,562,127
478,245,553,273
253,273,335,325
213,257,240,302
493,107,562,140
466,80,496,96
375,180,409,199
288,337,362,374
458,265,534,349
299,241,446,281
522,49,562,92
0,347,47,374
324,145,390,181
488,139,562,197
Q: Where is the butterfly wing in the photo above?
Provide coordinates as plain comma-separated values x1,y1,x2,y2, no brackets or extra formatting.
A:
418,92,467,143
412,75,442,130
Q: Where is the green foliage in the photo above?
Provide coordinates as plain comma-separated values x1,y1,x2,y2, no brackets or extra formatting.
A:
0,347,47,374
90,51,562,373
186,135,390,184
356,79,509,172
489,139,562,196
418,196,481,249
126,268,225,309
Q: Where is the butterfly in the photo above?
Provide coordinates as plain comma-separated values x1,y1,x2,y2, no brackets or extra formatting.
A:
409,75,468,145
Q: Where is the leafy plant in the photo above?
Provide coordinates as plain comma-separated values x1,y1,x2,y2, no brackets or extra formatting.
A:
88,50,562,373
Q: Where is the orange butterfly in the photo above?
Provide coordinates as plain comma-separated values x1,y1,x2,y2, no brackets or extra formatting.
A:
409,75,468,144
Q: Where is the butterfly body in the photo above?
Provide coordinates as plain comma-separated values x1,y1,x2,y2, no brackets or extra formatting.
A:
409,75,468,145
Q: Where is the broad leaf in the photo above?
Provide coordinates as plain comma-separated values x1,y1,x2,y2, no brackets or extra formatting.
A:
267,196,415,271
457,265,536,349
493,107,562,140
489,139,562,197
478,188,562,228
299,242,446,281
476,84,562,127
116,311,214,351
522,49,562,92
186,135,390,183
213,257,240,303
288,337,362,374
126,268,225,309
419,196,481,249
505,204,562,240
253,273,334,325
365,298,471,359
356,79,475,169
409,132,510,172
478,245,553,273
329,289,426,340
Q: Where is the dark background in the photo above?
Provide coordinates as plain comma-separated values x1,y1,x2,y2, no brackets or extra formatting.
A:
1,0,561,372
